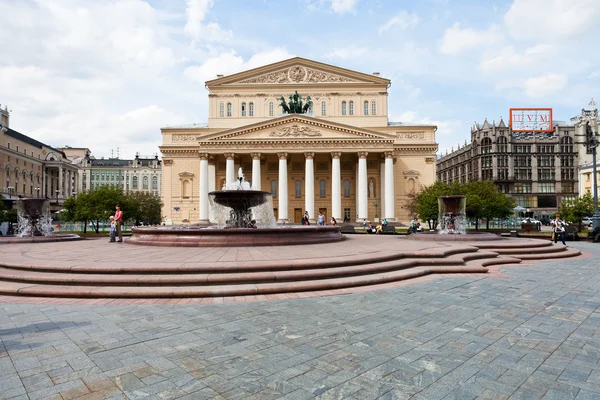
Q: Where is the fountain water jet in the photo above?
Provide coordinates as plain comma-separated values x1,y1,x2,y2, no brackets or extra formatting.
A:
438,195,467,234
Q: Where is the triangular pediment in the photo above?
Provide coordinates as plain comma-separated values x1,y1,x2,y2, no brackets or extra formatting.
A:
206,57,390,86
198,115,396,142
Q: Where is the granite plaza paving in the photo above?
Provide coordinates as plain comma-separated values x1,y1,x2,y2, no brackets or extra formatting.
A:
1,239,599,399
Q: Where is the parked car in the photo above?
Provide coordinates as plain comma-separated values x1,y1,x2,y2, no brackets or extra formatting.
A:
582,217,593,227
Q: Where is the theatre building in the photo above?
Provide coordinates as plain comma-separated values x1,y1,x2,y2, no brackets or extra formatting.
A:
159,57,437,225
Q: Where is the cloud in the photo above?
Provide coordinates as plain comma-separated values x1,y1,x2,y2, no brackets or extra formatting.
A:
184,48,295,84
379,11,420,36
184,0,232,41
331,0,358,14
480,44,557,74
505,0,600,41
439,23,501,55
496,72,568,98
393,111,463,155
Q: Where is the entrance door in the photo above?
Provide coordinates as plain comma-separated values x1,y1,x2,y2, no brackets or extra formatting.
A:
294,208,303,223
273,208,278,220
319,208,327,224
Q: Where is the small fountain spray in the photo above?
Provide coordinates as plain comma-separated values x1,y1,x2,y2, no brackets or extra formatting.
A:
16,198,53,237
438,196,467,234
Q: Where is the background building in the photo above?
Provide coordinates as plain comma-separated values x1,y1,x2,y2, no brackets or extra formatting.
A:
160,57,438,225
1,105,79,211
436,111,596,220
76,153,162,195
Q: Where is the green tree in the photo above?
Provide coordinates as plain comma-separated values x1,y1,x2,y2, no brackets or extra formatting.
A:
415,181,450,230
560,193,594,230
61,187,125,233
461,181,514,230
124,191,163,226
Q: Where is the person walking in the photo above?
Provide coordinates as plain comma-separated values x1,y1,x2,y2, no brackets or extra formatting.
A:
114,204,124,243
317,212,325,226
552,214,567,246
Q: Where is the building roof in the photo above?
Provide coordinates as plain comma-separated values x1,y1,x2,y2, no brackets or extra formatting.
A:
5,128,67,159
89,156,161,168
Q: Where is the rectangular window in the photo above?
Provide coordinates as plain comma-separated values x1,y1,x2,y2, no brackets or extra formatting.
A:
514,183,532,193
321,101,326,116
538,183,555,193
364,101,369,115
371,101,376,115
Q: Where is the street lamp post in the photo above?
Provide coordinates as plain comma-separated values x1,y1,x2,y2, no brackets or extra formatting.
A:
55,189,60,203
574,99,600,230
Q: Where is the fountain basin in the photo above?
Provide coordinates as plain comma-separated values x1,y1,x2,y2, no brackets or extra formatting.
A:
0,234,83,244
404,231,502,241
128,225,344,247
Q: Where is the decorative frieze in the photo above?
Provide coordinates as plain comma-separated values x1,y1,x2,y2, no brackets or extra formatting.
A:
238,66,358,84
396,132,425,140
209,91,384,98
171,135,198,142
270,124,322,137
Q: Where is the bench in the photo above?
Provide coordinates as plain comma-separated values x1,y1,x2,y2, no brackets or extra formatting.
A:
340,225,356,234
588,227,600,243
381,225,396,235
564,225,579,241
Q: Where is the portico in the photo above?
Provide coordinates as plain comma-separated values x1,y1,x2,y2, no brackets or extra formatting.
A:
159,57,437,225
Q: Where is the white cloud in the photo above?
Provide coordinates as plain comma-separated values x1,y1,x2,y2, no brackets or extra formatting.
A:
184,48,295,85
480,44,557,74
184,0,232,41
505,0,600,41
331,0,358,14
379,11,420,36
496,72,568,98
523,73,568,98
439,23,501,55
393,111,463,155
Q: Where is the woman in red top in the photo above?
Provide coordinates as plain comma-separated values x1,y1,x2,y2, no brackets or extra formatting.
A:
114,204,123,242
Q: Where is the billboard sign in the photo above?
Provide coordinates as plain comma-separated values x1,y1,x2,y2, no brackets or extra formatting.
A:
509,108,553,132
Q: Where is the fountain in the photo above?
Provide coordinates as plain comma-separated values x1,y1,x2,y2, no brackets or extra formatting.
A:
438,195,467,234
405,195,501,242
0,198,81,243
128,168,344,247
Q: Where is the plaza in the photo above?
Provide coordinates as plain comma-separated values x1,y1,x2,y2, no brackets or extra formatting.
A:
0,237,599,399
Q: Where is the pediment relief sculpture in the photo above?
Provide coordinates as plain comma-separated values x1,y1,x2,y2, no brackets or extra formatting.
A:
270,124,322,137
239,65,357,84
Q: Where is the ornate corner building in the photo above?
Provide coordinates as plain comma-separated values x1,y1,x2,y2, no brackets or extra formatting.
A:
436,114,595,219
160,57,438,225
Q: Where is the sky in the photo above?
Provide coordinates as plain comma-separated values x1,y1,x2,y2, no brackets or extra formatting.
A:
1,0,599,159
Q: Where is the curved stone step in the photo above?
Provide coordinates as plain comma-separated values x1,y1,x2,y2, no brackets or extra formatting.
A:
0,264,490,298
513,247,581,260
0,247,481,274
0,251,500,287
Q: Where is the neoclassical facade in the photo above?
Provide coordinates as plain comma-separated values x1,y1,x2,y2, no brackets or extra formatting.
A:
160,58,437,225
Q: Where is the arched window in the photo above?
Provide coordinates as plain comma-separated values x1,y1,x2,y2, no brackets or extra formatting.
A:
152,176,158,190
295,180,301,197
371,100,377,115
249,102,254,116
269,101,274,116
132,176,138,190
271,180,277,198
364,101,369,115
142,176,148,190
407,178,415,193
349,101,354,115
343,179,351,196
219,102,224,117
320,179,326,197
481,137,492,154
341,101,347,115
182,180,189,198
227,103,232,117
241,102,247,117
321,101,326,116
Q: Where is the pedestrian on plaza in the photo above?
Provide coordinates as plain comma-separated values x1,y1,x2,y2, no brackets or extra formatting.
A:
302,211,310,225
114,204,124,242
330,217,337,225
108,216,117,243
318,212,325,226
551,214,567,246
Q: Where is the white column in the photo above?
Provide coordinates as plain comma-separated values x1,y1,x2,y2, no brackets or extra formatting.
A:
358,152,368,220
225,153,235,188
42,170,47,197
278,152,288,222
251,153,261,190
380,157,385,220
199,153,209,223
331,152,341,220
304,152,315,222
208,157,216,222
384,151,395,220
58,166,63,199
